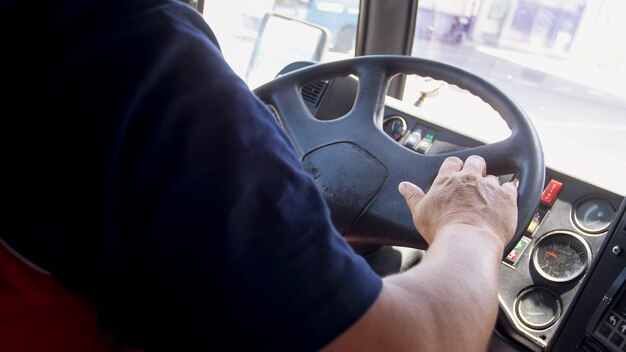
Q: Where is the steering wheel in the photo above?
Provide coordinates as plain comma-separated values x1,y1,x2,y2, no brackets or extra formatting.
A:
254,55,544,255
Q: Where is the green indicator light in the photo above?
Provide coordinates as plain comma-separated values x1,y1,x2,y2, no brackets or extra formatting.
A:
425,132,435,141
515,240,527,251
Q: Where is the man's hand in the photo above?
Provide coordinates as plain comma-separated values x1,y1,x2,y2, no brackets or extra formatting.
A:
398,155,518,249
324,155,519,352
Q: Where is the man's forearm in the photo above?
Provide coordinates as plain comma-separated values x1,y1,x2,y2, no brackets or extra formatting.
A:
383,224,504,351
323,224,504,352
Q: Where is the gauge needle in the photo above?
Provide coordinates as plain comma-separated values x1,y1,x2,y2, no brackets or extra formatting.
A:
546,251,558,259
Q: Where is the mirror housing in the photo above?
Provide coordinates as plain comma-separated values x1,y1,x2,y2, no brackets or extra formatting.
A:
245,13,330,88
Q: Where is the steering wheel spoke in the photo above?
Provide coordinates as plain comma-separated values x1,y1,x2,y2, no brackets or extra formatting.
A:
348,64,390,122
262,83,355,155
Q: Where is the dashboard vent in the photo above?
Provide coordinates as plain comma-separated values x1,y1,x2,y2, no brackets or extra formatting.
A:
301,80,328,107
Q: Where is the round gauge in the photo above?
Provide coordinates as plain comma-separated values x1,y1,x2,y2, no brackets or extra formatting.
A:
573,196,616,234
383,115,408,141
532,231,591,283
515,287,561,330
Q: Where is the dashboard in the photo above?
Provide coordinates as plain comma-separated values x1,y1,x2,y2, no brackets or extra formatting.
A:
282,67,625,351
497,168,621,351
382,93,623,352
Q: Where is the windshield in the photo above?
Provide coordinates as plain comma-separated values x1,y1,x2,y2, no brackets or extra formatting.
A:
202,0,626,195
404,0,626,195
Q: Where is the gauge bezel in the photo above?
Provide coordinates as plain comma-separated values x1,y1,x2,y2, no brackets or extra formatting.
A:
514,286,562,330
382,115,408,141
572,195,617,234
531,231,592,283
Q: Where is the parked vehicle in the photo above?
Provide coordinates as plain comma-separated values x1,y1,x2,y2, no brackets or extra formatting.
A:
305,0,360,52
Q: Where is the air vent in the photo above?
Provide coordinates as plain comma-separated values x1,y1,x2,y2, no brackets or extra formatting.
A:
301,80,329,107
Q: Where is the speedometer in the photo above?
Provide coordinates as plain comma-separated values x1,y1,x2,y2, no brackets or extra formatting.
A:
532,231,591,283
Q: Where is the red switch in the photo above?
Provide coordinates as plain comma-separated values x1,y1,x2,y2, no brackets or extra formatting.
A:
541,179,563,206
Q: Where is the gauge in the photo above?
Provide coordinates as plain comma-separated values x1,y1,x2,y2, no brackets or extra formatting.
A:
532,231,591,283
573,196,616,234
515,287,561,330
383,115,408,141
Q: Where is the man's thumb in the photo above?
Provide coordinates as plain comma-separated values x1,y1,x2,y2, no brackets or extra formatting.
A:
398,181,425,208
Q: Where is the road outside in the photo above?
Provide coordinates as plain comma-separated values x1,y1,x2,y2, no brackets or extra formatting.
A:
408,37,626,162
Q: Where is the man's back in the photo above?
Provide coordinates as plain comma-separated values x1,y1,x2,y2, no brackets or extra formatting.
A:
1,1,382,350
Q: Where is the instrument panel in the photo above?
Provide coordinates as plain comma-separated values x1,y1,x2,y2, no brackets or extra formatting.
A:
374,98,623,350
549,195,626,352
363,93,623,351
496,170,621,350
378,104,623,351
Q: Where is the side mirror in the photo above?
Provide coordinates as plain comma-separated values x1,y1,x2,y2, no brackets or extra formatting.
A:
245,13,330,88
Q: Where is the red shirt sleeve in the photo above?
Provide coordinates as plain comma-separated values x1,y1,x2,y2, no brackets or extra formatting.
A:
0,241,140,352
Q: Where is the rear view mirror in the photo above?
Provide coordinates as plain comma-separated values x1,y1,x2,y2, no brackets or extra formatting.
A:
245,13,330,88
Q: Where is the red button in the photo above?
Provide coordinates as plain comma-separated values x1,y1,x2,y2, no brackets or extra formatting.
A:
541,179,563,206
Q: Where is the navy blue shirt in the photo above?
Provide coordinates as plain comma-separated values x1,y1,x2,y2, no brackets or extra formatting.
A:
1,0,382,350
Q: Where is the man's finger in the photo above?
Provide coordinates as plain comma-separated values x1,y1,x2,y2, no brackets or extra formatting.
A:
462,155,487,176
485,174,500,186
436,156,463,179
502,181,519,201
398,181,426,208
